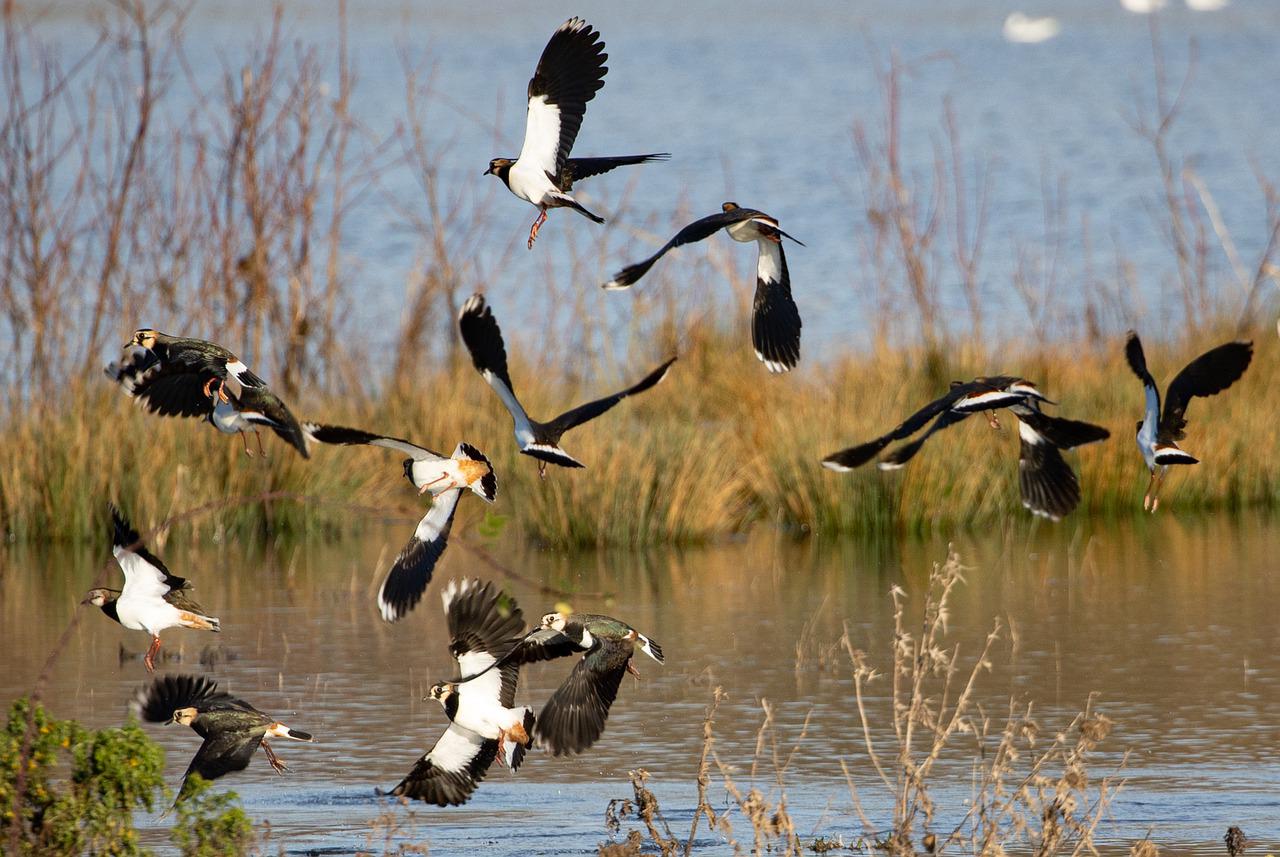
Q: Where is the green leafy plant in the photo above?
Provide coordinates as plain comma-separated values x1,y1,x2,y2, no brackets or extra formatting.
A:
169,775,254,857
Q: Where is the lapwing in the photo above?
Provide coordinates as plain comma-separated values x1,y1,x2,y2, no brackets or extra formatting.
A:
105,329,308,457
1124,331,1253,511
823,379,1109,520
83,506,220,672
458,293,676,475
603,202,804,372
387,579,533,807
133,673,313,802
468,610,664,757
486,17,668,249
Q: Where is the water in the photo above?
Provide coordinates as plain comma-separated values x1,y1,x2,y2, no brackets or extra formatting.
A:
18,1,1280,367
4,513,1280,853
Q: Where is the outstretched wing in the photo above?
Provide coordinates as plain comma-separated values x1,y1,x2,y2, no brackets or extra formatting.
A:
377,489,462,623
558,153,669,191
545,356,676,436
1159,340,1253,444
132,673,252,723
388,723,500,807
518,18,607,179
178,732,262,799
106,351,218,419
752,241,801,373
877,409,973,471
822,384,975,472
458,294,533,433
535,637,633,756
602,207,759,290
1124,331,1161,435
302,422,446,461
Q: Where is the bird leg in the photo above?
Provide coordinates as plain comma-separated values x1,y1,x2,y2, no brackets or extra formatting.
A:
261,740,290,774
202,377,218,399
143,635,162,672
986,410,1001,430
417,474,448,495
254,430,266,458
1143,470,1159,512
495,733,509,769
527,209,548,250
626,659,642,680
538,460,547,480
1148,468,1167,514
240,431,255,457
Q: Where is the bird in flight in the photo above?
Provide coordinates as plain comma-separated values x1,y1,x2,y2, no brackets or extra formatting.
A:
603,202,803,373
485,17,668,249
1124,331,1253,511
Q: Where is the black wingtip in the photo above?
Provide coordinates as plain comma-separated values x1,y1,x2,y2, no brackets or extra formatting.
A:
110,504,139,551
822,440,887,472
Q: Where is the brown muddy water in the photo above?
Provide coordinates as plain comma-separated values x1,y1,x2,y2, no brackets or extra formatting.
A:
3,513,1279,854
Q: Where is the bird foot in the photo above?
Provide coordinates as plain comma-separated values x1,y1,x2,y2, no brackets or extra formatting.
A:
538,461,547,481
527,211,548,250
143,637,162,673
202,377,217,399
496,735,508,768
626,660,641,679
261,741,290,774
986,411,1001,430
254,431,267,458
240,433,255,457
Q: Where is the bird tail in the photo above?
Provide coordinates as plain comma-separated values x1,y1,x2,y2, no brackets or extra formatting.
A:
552,192,605,224
178,612,221,633
638,634,664,664
507,708,537,772
266,722,314,742
455,442,498,503
1154,443,1198,465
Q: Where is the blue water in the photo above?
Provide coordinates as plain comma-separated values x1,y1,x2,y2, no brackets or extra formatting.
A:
18,0,1280,371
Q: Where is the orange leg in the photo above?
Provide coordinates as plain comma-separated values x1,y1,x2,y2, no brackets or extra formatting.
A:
417,474,448,495
143,635,162,672
240,432,254,457
538,460,547,480
254,430,266,458
261,740,288,774
527,209,548,250
986,411,1001,430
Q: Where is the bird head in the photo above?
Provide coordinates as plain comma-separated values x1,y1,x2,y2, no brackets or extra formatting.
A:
721,201,739,213
428,682,454,703
171,707,198,727
81,588,112,607
484,158,513,180
539,611,569,632
401,458,415,484
130,329,159,350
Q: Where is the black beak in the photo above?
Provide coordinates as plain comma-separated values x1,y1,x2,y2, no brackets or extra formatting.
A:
483,167,493,176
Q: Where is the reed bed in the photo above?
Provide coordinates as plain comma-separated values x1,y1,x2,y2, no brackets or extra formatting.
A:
3,326,1278,547
2,3,1278,547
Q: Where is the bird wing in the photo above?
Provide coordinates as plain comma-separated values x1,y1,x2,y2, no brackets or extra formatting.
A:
535,636,633,756
517,18,607,179
1159,340,1253,444
752,241,801,373
106,351,219,419
458,294,533,433
1124,331,1162,435
301,422,445,460
111,506,186,598
178,731,262,799
388,723,499,807
821,384,973,472
442,579,527,709
544,356,676,437
1013,409,1110,450
557,153,669,191
1017,420,1081,521
602,207,759,290
877,409,973,470
377,489,461,623
132,673,252,724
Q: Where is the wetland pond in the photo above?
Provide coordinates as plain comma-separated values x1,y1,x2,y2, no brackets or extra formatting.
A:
3,512,1279,854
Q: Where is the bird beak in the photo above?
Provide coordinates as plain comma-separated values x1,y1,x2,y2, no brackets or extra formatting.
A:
483,166,493,176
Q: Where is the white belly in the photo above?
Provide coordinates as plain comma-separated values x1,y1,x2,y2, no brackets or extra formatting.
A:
410,458,467,496
211,400,252,435
116,595,181,635
508,160,556,206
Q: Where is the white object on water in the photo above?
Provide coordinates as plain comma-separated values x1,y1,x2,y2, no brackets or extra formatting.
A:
1185,0,1229,10
1003,13,1062,43
1121,0,1167,12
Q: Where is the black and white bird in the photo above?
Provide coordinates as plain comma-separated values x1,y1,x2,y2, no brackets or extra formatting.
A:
475,610,664,757
105,329,308,458
387,579,533,807
458,294,676,474
134,673,314,802
304,424,498,622
486,17,668,249
1124,331,1253,511
823,378,1109,520
83,506,220,672
602,202,804,373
